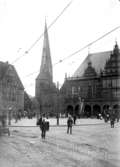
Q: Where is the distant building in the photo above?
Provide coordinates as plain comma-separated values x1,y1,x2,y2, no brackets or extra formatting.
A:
0,61,24,119
60,42,120,117
35,21,58,117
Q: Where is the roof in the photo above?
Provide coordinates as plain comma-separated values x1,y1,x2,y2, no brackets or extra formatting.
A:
73,51,112,77
0,61,9,80
0,61,24,89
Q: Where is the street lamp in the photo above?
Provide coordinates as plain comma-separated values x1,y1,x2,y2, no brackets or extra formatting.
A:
57,93,59,126
8,107,12,125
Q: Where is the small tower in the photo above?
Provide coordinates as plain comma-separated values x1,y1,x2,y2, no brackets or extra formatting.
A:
83,54,97,77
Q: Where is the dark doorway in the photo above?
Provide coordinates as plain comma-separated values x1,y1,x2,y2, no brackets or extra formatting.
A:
66,105,74,116
93,105,101,117
84,105,91,117
103,105,109,110
75,105,80,117
113,104,119,109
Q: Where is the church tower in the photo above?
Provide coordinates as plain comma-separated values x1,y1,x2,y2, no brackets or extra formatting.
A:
39,21,53,82
35,21,57,116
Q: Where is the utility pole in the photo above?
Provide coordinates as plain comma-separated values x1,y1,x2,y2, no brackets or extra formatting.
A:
56,82,59,126
8,107,12,125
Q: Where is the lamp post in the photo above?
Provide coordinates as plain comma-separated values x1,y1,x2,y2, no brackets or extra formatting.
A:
57,93,59,126
8,107,12,125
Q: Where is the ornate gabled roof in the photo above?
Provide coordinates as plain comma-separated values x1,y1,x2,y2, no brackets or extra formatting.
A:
83,60,97,77
73,51,112,77
37,21,53,82
73,43,120,78
103,42,120,75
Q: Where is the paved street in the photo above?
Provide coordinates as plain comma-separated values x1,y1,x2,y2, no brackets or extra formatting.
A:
0,118,120,167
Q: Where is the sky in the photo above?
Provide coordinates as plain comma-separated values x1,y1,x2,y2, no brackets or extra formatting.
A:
0,0,120,96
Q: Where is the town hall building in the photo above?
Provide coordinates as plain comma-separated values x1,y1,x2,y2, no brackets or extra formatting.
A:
60,42,120,117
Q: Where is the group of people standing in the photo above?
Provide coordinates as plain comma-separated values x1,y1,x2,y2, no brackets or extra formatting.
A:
101,107,120,128
37,116,49,139
37,108,119,140
37,114,75,139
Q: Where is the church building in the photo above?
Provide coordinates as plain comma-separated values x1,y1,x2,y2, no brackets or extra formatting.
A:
35,21,58,117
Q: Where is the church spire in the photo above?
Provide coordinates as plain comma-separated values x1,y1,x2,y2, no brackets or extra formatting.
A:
39,20,53,82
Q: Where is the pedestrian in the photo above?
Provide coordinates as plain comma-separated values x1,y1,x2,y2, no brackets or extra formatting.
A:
115,109,120,122
73,115,77,124
41,118,47,139
37,116,42,127
110,110,115,128
67,115,73,134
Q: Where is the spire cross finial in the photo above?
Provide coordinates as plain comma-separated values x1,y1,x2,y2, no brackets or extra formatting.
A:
115,37,117,45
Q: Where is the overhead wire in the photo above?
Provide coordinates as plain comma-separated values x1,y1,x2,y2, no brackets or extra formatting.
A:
23,25,120,81
53,25,120,66
12,0,73,64
24,25,120,90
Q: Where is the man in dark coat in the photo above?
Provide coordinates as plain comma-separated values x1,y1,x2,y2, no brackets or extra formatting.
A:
37,116,42,127
41,118,47,139
110,109,116,128
67,115,73,134
73,115,77,125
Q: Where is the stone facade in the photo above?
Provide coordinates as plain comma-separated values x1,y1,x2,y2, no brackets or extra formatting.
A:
0,61,24,120
60,43,120,117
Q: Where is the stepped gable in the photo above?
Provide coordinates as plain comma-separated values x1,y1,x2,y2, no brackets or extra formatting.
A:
103,42,120,75
73,51,111,77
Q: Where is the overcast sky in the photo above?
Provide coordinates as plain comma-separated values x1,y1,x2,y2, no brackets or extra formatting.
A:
0,0,120,96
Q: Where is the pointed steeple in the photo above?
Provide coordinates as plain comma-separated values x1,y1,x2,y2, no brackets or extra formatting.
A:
39,20,53,82
113,41,119,55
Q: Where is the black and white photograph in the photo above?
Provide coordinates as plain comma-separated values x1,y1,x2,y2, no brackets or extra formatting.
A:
0,0,120,166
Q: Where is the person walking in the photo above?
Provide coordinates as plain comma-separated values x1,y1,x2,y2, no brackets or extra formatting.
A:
73,115,77,125
41,118,47,139
67,115,73,134
110,109,115,128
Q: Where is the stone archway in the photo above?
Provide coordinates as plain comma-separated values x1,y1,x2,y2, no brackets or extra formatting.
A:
102,104,110,117
66,105,74,116
103,104,109,110
84,105,91,117
113,104,120,122
113,104,119,109
93,105,101,117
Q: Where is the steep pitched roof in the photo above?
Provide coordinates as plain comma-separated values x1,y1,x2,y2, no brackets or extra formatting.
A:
73,51,111,77
0,61,24,89
10,65,24,89
0,61,9,80
37,21,53,82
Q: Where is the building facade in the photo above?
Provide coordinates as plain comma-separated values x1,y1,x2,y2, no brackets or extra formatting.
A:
0,61,24,121
60,43,120,117
35,21,58,117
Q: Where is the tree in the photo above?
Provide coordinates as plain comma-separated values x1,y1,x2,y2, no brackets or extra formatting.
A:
24,91,32,117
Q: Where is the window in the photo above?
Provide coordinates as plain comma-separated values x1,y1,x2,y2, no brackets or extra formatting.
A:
78,86,81,93
106,80,112,88
117,79,120,88
112,79,117,88
72,86,75,95
71,86,78,95
103,80,106,88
